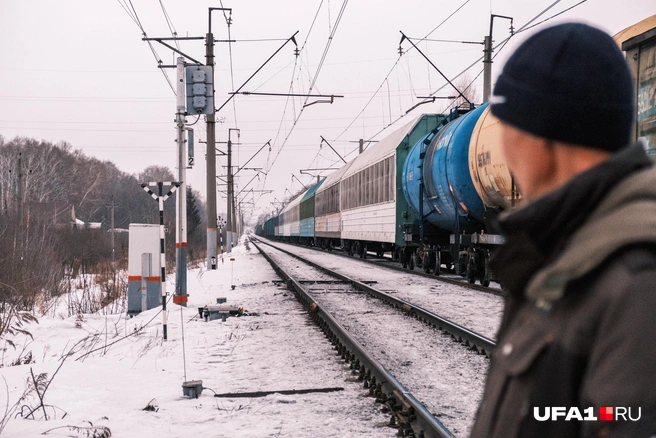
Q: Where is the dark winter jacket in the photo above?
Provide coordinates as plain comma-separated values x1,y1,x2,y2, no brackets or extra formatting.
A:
470,145,656,438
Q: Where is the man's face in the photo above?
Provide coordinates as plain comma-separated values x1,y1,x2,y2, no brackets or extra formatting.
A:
500,122,554,202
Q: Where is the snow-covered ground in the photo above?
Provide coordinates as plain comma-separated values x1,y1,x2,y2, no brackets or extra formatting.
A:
1,240,399,437
260,240,489,437
258,239,504,340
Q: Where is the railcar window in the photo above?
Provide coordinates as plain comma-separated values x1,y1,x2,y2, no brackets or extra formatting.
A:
337,156,395,211
384,158,390,202
374,162,380,204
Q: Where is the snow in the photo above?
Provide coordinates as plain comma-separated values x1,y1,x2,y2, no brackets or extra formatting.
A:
1,240,396,437
259,241,489,437
259,239,504,340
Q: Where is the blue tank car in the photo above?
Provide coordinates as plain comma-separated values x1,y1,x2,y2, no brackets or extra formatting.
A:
403,104,489,231
401,103,504,283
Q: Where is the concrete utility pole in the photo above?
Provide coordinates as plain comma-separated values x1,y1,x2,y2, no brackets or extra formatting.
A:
483,35,492,104
106,196,119,265
227,128,239,252
175,57,188,305
483,14,513,103
206,30,218,270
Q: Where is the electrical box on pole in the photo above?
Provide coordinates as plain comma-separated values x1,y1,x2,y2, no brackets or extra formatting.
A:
185,65,214,115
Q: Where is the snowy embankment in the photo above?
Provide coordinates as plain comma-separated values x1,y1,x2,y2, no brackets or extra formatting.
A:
1,241,391,438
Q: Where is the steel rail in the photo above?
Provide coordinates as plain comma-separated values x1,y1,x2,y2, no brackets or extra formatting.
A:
253,237,496,357
251,238,456,438
257,237,505,296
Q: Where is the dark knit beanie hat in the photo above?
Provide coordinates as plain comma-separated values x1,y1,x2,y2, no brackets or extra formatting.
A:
490,22,634,151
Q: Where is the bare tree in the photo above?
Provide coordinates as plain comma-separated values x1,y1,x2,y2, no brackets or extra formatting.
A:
453,72,479,108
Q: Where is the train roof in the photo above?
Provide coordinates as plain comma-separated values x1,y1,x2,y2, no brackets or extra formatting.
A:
301,179,324,201
279,191,304,214
342,116,425,179
316,115,435,192
316,156,355,193
614,14,656,48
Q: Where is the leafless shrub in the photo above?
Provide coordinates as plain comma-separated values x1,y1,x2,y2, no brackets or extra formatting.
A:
142,399,159,412
42,420,111,437
0,376,29,434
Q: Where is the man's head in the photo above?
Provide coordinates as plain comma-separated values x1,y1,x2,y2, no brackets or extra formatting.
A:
491,22,634,201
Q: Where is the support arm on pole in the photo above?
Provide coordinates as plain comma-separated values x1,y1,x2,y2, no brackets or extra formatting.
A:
143,38,204,66
291,174,308,190
399,31,471,105
235,140,271,176
320,136,347,164
216,32,299,114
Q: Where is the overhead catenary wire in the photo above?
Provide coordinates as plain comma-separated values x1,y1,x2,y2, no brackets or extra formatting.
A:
518,0,588,34
260,0,343,189
327,0,578,167
254,0,584,215
330,0,471,147
116,0,176,94
265,9,348,179
116,0,139,26
158,0,180,51
219,2,240,135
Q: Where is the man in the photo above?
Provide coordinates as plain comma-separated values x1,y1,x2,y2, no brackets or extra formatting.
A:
470,23,656,437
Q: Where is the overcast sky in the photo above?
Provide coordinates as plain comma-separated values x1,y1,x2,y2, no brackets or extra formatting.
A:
1,1,654,222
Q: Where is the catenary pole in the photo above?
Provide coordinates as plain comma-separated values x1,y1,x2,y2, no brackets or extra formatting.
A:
206,31,218,270
175,57,188,305
227,128,239,251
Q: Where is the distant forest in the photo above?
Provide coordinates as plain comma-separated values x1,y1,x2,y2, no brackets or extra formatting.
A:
0,135,207,323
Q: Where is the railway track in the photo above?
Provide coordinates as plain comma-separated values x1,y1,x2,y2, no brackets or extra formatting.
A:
251,237,494,437
257,237,505,297
255,237,504,340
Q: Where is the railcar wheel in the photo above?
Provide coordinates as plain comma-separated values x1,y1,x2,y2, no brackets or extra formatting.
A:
467,268,476,284
434,251,441,276
467,257,477,284
455,259,467,276
409,253,415,270
481,253,491,287
424,251,434,273
362,244,368,259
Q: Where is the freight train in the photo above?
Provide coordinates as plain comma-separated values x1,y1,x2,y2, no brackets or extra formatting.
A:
256,15,656,286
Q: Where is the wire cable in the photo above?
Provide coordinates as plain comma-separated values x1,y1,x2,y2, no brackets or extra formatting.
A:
116,0,139,26
117,0,176,94
327,0,470,150
352,0,572,157
159,0,180,50
220,2,240,136
185,114,202,127
266,0,349,174
517,0,588,34
260,0,332,188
